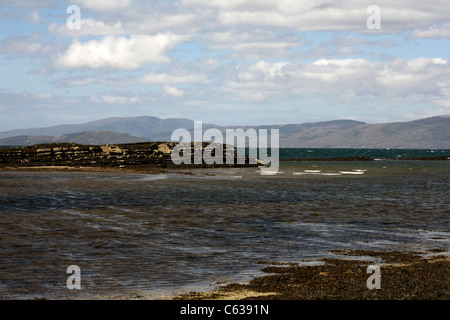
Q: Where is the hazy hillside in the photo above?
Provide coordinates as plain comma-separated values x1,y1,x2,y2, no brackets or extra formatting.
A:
277,116,450,148
149,120,368,142
156,117,450,149
0,116,215,140
0,131,149,146
0,115,449,149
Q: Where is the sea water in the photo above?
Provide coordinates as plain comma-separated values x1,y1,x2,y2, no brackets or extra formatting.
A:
0,149,449,299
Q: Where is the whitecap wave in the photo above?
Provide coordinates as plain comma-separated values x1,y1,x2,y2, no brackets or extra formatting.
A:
293,172,342,176
339,171,365,175
140,174,168,181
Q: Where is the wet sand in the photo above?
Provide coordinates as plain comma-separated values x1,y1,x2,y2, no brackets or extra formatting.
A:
173,250,449,300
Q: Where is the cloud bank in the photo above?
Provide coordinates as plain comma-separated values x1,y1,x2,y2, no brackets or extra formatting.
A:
0,0,449,130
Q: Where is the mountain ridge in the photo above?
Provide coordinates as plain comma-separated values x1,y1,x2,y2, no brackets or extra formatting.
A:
0,115,449,149
0,131,150,146
0,116,216,140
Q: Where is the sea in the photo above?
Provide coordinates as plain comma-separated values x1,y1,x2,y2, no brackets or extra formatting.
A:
0,148,449,299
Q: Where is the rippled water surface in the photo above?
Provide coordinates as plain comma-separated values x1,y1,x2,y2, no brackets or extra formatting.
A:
0,159,449,299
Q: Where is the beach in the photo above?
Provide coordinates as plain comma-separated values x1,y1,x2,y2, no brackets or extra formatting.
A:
174,250,449,300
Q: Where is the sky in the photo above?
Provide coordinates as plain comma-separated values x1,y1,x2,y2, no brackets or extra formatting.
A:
0,0,450,131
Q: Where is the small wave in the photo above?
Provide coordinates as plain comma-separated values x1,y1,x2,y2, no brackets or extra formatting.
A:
107,206,135,213
85,176,120,180
258,171,284,174
61,209,86,217
140,175,167,181
339,171,365,175
293,172,342,176
304,170,322,173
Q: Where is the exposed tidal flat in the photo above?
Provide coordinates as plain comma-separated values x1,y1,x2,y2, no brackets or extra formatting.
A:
0,149,449,300
175,250,450,300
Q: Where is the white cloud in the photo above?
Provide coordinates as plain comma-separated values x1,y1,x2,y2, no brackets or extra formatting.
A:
223,57,450,103
0,34,55,57
4,0,450,35
48,19,125,36
124,12,202,34
54,71,209,87
55,34,184,70
163,85,185,97
0,91,57,108
0,0,57,8
205,30,304,55
93,95,139,104
410,24,450,38
29,10,43,23
217,9,362,31
75,0,132,12
33,92,54,100
182,0,450,33
140,73,209,85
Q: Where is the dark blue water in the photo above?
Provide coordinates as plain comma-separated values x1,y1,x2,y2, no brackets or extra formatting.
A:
279,148,450,159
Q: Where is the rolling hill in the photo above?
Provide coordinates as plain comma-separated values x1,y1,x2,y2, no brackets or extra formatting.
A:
0,115,449,149
0,131,149,146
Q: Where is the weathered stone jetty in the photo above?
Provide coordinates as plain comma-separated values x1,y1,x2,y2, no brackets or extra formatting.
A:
0,142,256,169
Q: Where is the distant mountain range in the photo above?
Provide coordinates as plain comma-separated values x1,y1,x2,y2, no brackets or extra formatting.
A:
0,115,449,149
0,116,206,140
0,131,148,146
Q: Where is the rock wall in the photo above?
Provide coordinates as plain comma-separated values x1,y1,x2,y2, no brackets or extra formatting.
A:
0,142,254,168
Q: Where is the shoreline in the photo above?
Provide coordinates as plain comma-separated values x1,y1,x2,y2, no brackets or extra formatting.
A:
0,165,172,175
0,164,254,175
23,250,450,300
1,153,449,174
172,250,449,300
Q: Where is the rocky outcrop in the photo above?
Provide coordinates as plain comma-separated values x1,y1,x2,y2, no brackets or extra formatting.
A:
0,142,256,168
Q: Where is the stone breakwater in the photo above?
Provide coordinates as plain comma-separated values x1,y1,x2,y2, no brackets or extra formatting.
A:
0,142,256,169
